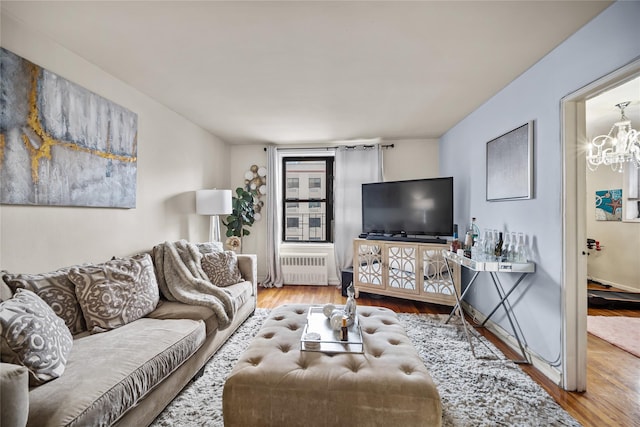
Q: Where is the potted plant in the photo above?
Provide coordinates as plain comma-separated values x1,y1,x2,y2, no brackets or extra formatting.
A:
223,187,256,239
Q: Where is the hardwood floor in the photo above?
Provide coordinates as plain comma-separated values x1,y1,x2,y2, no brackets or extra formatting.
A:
257,285,640,427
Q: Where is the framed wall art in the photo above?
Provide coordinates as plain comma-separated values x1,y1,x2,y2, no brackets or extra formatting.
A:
486,121,534,201
0,47,138,208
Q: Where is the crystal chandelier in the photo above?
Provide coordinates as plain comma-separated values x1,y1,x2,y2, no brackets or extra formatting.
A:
587,101,640,172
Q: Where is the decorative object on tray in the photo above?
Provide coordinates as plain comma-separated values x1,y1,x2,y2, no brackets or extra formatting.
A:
323,302,354,328
302,306,363,354
302,332,321,350
344,283,357,324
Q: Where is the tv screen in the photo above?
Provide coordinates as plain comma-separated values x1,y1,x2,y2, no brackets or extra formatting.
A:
361,177,454,237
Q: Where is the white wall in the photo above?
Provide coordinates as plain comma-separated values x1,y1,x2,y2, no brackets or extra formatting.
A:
383,138,439,181
229,139,439,283
0,14,229,273
228,144,268,278
586,167,640,291
440,1,640,371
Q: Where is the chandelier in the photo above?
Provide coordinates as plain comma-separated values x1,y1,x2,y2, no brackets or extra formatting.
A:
587,101,640,172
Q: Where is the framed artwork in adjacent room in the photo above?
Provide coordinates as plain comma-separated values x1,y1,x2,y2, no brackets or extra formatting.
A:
486,121,534,201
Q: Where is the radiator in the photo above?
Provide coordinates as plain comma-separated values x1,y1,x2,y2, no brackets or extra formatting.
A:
280,253,328,285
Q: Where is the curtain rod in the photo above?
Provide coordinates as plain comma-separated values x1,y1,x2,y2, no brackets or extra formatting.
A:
263,143,394,152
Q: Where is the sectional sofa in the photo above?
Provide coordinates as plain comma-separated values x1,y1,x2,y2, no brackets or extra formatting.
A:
0,240,257,427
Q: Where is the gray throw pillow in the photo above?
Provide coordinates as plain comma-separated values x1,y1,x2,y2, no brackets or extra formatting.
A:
0,288,74,386
3,267,87,335
196,241,223,255
68,253,160,334
201,251,243,287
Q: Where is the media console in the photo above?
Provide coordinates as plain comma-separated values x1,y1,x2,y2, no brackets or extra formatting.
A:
353,238,460,306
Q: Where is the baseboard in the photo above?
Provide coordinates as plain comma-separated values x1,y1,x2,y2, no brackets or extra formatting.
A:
462,302,563,387
589,276,639,293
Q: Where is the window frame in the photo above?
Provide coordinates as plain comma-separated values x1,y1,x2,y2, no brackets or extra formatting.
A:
281,156,334,243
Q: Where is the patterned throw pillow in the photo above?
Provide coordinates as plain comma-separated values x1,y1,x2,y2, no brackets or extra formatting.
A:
201,251,243,287
3,268,87,335
68,254,160,334
0,288,74,386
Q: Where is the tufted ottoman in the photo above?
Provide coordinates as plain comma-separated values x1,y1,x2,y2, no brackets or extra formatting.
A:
222,304,442,427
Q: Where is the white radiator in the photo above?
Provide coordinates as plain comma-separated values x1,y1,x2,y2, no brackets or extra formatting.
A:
280,253,328,285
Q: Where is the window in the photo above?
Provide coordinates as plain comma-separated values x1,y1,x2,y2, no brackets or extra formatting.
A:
282,156,334,242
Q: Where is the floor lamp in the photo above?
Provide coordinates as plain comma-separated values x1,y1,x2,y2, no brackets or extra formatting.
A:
196,189,232,242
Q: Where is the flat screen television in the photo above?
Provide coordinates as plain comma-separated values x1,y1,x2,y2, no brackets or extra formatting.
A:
361,177,454,238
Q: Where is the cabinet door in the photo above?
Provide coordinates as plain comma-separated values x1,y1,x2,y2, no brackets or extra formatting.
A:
354,241,384,290
386,243,419,294
420,246,457,304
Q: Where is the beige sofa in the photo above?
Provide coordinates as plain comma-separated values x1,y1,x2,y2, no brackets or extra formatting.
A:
0,249,257,427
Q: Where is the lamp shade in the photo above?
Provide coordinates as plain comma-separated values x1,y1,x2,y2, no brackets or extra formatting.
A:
196,189,232,215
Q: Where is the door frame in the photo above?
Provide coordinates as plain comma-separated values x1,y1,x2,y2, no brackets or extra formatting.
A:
561,58,640,391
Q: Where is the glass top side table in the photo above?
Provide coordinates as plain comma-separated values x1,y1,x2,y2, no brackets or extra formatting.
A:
443,250,536,364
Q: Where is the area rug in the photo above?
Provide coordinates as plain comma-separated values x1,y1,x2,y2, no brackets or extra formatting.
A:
151,309,579,427
587,315,640,358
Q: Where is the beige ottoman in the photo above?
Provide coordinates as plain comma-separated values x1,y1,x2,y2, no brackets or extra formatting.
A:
222,304,442,427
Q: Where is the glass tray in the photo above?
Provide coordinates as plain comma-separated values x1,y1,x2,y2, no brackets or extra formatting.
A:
300,306,364,354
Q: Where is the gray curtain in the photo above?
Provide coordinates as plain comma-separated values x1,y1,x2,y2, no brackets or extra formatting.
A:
333,144,383,279
260,146,284,288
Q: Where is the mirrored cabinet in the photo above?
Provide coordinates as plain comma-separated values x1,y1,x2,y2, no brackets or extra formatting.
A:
353,239,460,306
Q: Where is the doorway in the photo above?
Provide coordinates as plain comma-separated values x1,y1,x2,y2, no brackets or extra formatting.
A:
561,58,640,391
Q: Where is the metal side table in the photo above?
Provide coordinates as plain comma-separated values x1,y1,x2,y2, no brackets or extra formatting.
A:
443,251,535,364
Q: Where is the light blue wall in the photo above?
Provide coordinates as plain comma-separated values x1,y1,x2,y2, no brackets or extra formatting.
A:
440,1,640,366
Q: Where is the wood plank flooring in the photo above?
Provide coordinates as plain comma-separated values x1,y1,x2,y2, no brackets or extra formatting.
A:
257,284,640,427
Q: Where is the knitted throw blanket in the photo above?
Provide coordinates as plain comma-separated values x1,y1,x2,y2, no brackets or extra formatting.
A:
152,240,236,329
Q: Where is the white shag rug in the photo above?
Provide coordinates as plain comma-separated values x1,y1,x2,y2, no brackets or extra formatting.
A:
151,309,579,427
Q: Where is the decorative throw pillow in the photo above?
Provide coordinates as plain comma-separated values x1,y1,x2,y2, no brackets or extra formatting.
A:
68,254,160,334
0,288,74,386
201,251,243,287
197,241,223,255
3,267,87,335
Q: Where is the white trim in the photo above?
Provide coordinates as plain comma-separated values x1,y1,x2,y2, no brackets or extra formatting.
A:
560,57,640,391
588,277,639,293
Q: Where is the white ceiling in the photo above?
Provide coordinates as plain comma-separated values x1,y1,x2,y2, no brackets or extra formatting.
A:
586,76,640,138
1,1,613,145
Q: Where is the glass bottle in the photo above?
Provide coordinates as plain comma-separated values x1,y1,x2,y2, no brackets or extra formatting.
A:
494,231,503,260
501,232,510,262
508,232,517,262
464,231,473,258
515,232,526,263
471,218,480,244
475,231,485,261
450,224,460,252
486,229,496,261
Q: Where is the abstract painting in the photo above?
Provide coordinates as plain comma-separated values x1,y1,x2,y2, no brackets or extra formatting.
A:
0,48,138,208
595,189,622,221
486,121,534,201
